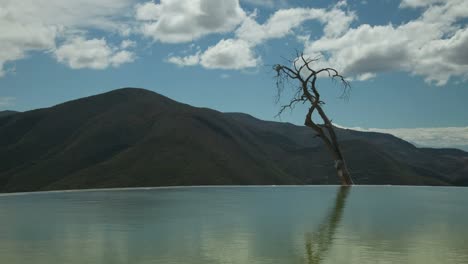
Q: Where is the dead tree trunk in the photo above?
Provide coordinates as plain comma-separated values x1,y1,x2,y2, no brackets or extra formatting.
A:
274,53,354,185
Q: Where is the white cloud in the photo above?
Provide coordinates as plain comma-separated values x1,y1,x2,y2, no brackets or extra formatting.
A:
336,124,468,151
120,40,136,49
0,97,15,108
167,52,201,67
3,0,468,85
135,0,246,43
200,39,259,69
241,0,284,8
0,20,58,77
135,1,162,21
110,50,135,67
236,9,323,44
55,37,134,69
0,0,137,76
236,5,355,43
168,39,260,69
399,0,445,8
1,0,136,31
168,2,355,70
303,0,468,85
356,72,376,81
322,5,356,38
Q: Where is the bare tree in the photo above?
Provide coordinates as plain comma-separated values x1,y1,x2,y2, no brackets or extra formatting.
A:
274,53,354,185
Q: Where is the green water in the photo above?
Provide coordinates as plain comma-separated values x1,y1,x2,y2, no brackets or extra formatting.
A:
0,186,467,264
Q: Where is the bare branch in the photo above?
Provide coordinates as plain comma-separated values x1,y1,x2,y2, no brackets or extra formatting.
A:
274,64,299,79
275,97,307,118
273,53,354,185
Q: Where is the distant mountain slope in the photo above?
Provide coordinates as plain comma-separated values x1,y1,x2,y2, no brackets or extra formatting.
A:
0,110,18,117
0,88,466,192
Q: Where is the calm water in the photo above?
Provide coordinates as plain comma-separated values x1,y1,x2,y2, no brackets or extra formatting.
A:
0,186,467,264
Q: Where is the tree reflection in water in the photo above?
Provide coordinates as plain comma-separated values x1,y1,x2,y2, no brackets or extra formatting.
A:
305,186,351,264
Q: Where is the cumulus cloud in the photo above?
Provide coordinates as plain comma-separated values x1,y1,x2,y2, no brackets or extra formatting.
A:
241,0,282,8
167,39,260,69
120,40,136,49
167,52,201,67
55,37,135,69
399,0,445,8
236,3,355,42
236,9,323,44
164,0,468,83
168,2,355,70
0,18,58,77
303,0,468,85
0,0,137,75
336,124,468,151
135,0,246,43
3,0,468,84
200,39,260,69
252,2,352,35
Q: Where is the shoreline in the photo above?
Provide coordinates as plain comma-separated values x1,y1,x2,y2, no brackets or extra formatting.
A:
0,184,466,197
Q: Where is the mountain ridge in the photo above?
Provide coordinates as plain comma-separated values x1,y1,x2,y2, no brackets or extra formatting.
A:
0,87,466,192
0,110,18,117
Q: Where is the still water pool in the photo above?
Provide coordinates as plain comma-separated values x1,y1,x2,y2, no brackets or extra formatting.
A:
0,186,467,264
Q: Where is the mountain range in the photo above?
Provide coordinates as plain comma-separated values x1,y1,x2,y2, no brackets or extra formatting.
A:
0,88,467,192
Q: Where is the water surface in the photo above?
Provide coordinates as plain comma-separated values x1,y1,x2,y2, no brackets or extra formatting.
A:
0,186,467,263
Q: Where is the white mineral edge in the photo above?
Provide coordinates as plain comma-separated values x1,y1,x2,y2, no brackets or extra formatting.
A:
0,184,464,197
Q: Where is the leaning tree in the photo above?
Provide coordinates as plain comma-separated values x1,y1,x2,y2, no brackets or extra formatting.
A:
274,53,354,185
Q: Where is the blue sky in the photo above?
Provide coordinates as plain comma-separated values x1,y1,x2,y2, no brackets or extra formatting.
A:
0,0,467,150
